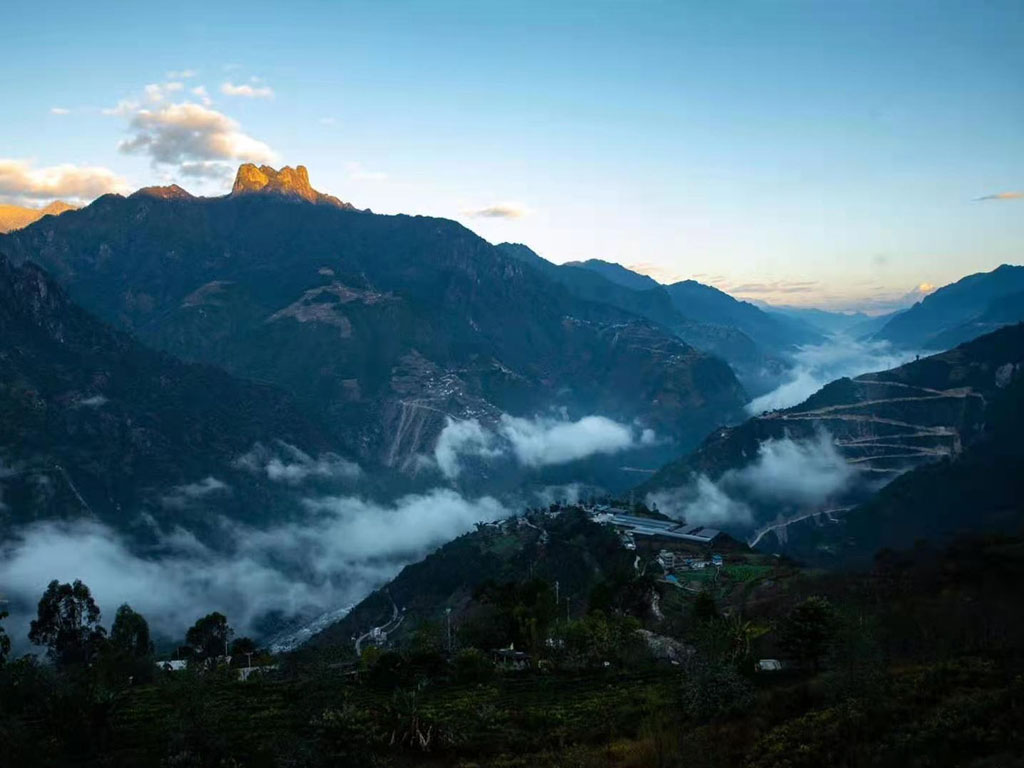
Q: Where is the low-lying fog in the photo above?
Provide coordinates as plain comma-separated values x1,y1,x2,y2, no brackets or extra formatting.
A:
1,337,917,653
0,412,652,652
747,335,921,414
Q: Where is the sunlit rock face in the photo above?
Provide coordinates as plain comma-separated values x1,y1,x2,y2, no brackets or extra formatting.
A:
230,163,356,209
131,184,194,201
0,200,75,233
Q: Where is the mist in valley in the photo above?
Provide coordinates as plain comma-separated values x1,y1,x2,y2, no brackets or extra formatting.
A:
747,335,922,414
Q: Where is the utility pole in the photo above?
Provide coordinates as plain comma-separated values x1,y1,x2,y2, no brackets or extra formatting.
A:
445,607,452,654
555,580,560,605
565,597,570,622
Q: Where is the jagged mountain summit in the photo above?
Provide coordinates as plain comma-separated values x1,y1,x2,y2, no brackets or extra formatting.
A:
0,200,76,233
0,165,748,486
230,163,358,209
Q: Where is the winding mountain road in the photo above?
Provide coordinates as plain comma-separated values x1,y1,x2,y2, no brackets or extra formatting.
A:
354,593,403,655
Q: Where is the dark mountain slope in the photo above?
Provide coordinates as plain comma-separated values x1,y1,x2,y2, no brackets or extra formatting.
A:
758,304,871,335
0,252,346,539
0,168,747,473
663,279,821,351
778,354,1024,567
642,324,1024,539
564,257,661,291
873,264,1024,349
307,507,634,652
564,258,822,353
926,287,1024,350
499,243,782,394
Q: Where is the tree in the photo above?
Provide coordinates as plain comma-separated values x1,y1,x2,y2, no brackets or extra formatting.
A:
680,659,755,723
28,579,106,667
692,589,719,623
229,636,258,667
101,604,155,685
724,614,768,665
229,636,256,656
0,610,10,666
110,604,153,658
185,612,232,663
778,596,836,671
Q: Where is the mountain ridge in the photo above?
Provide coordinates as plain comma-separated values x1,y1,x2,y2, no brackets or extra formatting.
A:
641,323,1024,543
0,250,348,540
873,263,1024,348
0,168,748,483
0,200,76,233
229,163,357,209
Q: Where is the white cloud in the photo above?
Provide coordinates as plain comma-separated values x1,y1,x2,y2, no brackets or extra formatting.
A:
233,441,361,485
167,69,198,80
221,82,274,99
433,413,653,479
499,414,637,467
746,335,920,414
191,85,212,105
102,99,141,117
649,475,754,528
160,476,231,510
975,191,1024,201
119,101,277,171
434,418,504,479
648,431,855,530
731,432,854,505
347,162,387,181
50,107,70,115
76,395,108,408
464,202,530,219
0,158,128,203
0,489,510,647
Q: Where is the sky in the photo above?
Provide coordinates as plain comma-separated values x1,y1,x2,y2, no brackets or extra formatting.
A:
1,0,1021,312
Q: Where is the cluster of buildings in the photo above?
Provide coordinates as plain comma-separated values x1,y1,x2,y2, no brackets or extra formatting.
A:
657,550,723,573
588,507,722,545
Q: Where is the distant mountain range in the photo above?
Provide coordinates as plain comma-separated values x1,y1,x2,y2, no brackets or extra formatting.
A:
872,264,1024,349
569,258,822,351
502,248,817,395
754,303,874,334
0,166,747,485
0,200,75,233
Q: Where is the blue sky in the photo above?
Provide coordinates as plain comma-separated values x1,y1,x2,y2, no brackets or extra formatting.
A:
2,0,1021,311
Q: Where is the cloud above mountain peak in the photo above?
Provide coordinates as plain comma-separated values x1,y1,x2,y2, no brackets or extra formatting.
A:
119,101,277,174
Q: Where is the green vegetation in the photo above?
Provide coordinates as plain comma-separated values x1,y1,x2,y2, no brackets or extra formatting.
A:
3,531,1024,766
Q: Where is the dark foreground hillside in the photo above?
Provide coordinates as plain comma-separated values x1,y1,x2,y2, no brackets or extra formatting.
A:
4,524,1024,767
